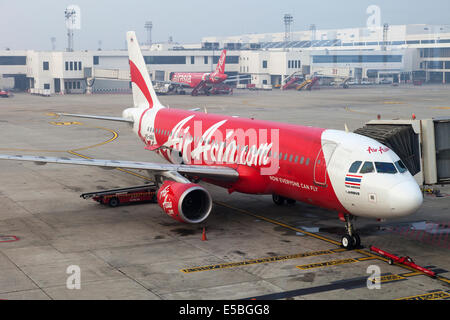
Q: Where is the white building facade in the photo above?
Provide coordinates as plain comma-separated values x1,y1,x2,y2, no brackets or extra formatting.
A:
1,24,449,94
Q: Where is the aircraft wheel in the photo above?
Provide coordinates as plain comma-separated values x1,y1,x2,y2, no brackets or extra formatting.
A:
341,235,354,250
109,197,120,208
352,233,361,248
272,194,285,206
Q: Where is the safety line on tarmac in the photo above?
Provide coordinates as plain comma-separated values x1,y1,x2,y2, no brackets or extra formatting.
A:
396,290,450,301
180,248,347,273
67,150,153,182
0,121,119,153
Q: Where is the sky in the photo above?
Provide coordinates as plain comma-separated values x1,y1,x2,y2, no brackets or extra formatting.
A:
0,0,449,51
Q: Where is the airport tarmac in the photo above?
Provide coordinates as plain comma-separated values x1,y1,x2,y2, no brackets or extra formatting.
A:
0,85,449,300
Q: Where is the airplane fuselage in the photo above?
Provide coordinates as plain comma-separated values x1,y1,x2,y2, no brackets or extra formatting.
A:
171,72,228,88
124,106,423,220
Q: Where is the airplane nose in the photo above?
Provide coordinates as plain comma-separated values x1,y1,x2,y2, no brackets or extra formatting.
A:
389,181,423,216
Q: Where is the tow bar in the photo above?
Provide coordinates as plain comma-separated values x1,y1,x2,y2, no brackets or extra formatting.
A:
370,246,436,278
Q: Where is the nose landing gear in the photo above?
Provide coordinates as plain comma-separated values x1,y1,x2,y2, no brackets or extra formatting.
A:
340,213,361,250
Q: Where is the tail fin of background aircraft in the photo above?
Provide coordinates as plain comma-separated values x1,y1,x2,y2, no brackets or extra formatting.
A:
126,31,164,109
214,49,227,75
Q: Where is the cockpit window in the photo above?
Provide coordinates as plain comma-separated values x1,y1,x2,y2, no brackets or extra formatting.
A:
349,161,362,173
394,160,408,173
360,161,375,174
375,162,397,174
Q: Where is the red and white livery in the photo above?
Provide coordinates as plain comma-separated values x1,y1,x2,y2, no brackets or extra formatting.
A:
170,49,237,96
0,32,423,249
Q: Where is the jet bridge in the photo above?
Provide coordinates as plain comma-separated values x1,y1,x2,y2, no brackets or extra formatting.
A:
354,117,450,186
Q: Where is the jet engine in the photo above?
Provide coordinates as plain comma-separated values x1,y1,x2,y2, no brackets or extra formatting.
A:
157,181,212,223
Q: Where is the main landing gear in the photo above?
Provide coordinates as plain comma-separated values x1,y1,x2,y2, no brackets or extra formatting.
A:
340,213,361,250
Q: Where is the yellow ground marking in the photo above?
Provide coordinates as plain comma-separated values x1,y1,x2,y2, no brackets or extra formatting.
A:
356,256,378,261
296,258,358,270
400,271,424,277
69,125,118,152
67,150,153,182
49,121,82,126
0,121,118,153
344,106,373,115
396,291,450,301
2,114,152,182
383,101,405,105
431,106,450,110
181,249,343,273
436,276,450,284
379,274,406,283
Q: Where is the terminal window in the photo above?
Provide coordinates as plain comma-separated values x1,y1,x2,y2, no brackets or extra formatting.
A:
43,61,49,70
313,55,402,64
144,56,186,64
0,56,26,65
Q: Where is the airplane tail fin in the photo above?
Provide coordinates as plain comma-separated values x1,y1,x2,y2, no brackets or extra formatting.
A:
126,31,164,109
214,49,227,75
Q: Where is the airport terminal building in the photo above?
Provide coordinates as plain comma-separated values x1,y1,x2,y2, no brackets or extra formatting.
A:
1,24,449,94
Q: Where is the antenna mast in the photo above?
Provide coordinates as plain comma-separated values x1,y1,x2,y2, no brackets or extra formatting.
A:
145,21,153,46
283,14,293,50
65,8,76,52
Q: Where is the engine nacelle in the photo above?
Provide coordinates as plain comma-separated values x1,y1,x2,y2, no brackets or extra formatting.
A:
157,181,212,223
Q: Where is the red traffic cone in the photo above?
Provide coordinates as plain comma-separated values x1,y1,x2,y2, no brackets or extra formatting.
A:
201,227,207,241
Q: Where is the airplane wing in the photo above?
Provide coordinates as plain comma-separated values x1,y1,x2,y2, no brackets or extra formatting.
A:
0,154,239,182
224,77,252,83
57,113,133,123
154,80,191,88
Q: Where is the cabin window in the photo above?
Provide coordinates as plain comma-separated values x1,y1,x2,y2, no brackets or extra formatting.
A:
284,154,288,161
360,161,375,174
348,161,362,173
279,152,283,160
375,162,397,174
395,160,408,173
294,155,298,163
305,158,310,166
300,156,304,164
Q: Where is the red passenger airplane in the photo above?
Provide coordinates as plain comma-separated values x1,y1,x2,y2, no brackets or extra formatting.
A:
0,32,423,250
170,49,242,95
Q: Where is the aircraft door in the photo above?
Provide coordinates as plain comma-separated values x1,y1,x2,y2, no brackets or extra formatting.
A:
314,142,337,187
